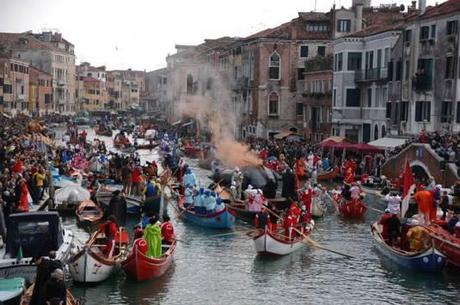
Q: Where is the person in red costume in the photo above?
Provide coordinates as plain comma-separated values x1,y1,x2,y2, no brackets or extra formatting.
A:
344,167,354,185
414,186,434,224
99,215,118,257
289,202,301,224
18,177,29,212
13,158,24,174
283,213,294,240
378,209,393,242
160,215,175,245
299,185,313,215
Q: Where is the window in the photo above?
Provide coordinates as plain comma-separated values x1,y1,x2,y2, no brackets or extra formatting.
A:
382,125,386,138
400,102,408,121
384,48,390,65
457,102,460,123
386,102,392,119
337,19,351,32
186,74,193,94
395,61,402,81
417,58,433,90
347,52,362,71
296,103,304,116
300,46,309,58
374,125,379,140
20,85,24,95
363,124,371,143
333,89,337,107
387,61,394,81
45,94,51,104
335,53,343,71
317,46,326,57
431,24,436,39
415,101,431,122
441,101,453,123
367,88,372,107
376,87,381,107
346,88,360,107
420,26,429,40
297,68,305,80
405,60,410,80
306,22,329,32
447,20,458,35
269,52,280,80
268,92,279,116
377,49,382,68
445,56,455,79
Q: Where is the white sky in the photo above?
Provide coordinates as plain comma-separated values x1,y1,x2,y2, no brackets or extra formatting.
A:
0,0,440,71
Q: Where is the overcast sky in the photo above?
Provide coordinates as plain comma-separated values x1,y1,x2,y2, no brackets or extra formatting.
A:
0,0,440,71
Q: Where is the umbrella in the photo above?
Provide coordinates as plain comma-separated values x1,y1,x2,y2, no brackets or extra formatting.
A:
54,185,90,205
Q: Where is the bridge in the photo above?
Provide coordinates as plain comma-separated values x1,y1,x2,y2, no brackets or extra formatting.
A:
382,143,459,187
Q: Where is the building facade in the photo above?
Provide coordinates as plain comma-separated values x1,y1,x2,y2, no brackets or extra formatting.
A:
29,66,52,116
0,57,29,115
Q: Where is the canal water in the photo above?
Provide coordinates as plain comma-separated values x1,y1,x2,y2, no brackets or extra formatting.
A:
58,127,460,305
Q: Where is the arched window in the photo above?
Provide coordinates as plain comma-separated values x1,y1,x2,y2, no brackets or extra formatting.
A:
269,52,280,80
374,124,379,141
381,125,386,138
186,74,193,94
268,92,279,116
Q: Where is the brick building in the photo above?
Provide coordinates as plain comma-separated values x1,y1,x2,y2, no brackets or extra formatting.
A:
29,66,52,116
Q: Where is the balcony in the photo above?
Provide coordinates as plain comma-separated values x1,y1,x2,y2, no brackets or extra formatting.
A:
355,68,388,83
412,73,432,92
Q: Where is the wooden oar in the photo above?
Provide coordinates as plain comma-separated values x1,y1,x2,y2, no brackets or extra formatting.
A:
263,206,355,259
208,229,255,238
173,238,189,245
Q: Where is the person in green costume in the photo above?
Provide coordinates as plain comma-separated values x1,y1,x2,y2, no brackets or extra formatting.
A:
143,216,162,258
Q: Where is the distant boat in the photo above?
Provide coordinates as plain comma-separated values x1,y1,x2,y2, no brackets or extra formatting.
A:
122,239,177,282
96,184,143,214
75,200,104,225
371,222,446,272
0,212,75,284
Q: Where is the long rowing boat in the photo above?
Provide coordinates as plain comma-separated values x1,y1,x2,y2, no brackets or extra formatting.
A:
122,239,177,281
426,224,460,267
371,223,446,272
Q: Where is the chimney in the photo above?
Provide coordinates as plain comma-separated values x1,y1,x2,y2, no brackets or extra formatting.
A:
419,0,426,14
356,4,363,32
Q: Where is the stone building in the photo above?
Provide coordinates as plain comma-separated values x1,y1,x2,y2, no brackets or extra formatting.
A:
0,57,29,115
106,71,122,111
108,69,145,110
331,5,405,143
0,31,76,114
28,66,52,116
388,0,460,135
76,63,108,112
143,68,167,113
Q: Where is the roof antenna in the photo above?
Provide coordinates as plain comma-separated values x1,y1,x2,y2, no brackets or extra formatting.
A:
314,0,317,12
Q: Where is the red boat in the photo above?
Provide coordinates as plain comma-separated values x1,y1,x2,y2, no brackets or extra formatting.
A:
426,224,460,267
122,239,176,281
183,145,202,158
338,199,367,219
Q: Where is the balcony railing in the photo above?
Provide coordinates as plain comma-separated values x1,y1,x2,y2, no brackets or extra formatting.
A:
355,68,388,82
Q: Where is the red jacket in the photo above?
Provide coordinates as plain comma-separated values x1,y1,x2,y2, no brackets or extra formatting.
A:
161,221,175,243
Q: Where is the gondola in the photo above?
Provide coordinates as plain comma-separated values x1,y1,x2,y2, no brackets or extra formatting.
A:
225,200,257,225
94,127,113,137
122,239,177,282
68,229,129,283
317,169,339,181
371,223,446,272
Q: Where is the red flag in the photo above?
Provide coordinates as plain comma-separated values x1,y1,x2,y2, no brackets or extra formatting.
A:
402,162,413,198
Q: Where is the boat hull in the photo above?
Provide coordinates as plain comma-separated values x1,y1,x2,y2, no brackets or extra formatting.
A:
252,229,306,256
182,208,235,229
122,241,176,281
371,224,446,272
426,224,460,267
96,193,142,214
317,170,339,181
69,247,116,283
225,203,256,225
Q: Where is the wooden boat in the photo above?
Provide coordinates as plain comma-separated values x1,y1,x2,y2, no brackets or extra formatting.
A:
338,199,367,219
113,135,131,149
177,195,236,229
69,229,129,283
426,224,460,267
317,169,339,181
122,239,177,282
95,127,113,137
0,277,24,305
96,184,143,214
76,200,104,225
0,212,74,283
225,200,257,225
134,142,159,150
371,223,446,272
20,283,79,305
248,221,314,255
183,145,202,158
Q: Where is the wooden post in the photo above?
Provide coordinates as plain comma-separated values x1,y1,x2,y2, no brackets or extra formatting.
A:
159,185,165,221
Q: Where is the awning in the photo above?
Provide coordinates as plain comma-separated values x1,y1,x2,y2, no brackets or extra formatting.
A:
368,137,408,150
274,131,293,140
